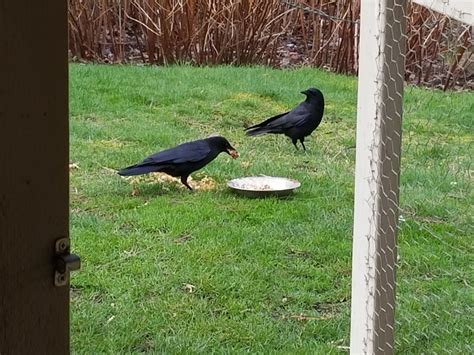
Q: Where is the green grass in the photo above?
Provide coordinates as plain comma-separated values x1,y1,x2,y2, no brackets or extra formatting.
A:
69,64,473,353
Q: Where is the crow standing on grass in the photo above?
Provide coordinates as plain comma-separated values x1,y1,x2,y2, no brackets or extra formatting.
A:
245,88,324,151
117,136,239,190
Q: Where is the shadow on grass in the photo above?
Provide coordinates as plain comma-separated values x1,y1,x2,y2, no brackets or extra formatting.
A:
224,188,299,201
127,182,187,197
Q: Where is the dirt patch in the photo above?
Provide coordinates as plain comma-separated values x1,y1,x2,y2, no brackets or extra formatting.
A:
125,172,218,191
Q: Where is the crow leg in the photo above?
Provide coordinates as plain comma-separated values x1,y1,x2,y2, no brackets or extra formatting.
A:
300,138,306,151
180,176,193,191
292,138,299,150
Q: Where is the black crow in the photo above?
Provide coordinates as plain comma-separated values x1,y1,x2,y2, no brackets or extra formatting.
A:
118,136,239,190
245,88,324,150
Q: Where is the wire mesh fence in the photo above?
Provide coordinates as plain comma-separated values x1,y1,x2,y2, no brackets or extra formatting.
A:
351,0,472,353
395,1,473,350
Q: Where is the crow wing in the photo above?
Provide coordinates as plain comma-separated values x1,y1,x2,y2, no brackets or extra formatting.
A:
139,140,211,166
245,111,290,130
246,103,312,133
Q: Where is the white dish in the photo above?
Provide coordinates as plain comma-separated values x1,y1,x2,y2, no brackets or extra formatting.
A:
227,176,301,197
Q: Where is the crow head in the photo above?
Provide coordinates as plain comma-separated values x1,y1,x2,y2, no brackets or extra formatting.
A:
208,136,239,159
301,87,324,102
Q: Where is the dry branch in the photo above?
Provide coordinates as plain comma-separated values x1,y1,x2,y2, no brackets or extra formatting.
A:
67,0,473,89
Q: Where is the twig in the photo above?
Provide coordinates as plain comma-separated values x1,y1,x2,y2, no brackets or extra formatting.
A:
279,0,360,24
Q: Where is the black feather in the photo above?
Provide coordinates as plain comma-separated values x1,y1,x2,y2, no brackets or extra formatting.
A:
117,136,238,190
245,88,324,150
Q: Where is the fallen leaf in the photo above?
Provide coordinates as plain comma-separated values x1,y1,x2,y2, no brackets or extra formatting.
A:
183,283,196,293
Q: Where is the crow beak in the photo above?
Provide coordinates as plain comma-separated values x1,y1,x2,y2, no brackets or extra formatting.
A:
301,90,308,95
228,149,239,159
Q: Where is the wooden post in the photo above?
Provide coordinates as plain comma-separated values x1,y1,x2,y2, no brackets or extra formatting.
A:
350,0,406,353
0,1,69,353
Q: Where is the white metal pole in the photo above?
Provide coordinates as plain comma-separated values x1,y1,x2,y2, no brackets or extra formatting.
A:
350,0,406,354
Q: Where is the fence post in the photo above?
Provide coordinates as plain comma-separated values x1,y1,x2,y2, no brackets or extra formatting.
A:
350,0,406,353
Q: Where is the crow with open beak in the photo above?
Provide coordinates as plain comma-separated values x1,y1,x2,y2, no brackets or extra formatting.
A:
118,136,239,190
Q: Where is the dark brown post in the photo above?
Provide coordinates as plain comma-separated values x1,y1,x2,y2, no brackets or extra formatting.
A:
0,1,69,353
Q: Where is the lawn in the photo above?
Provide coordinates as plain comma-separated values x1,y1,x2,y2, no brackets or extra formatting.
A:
69,64,473,353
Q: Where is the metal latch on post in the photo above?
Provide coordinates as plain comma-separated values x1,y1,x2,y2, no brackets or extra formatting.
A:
54,237,81,287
